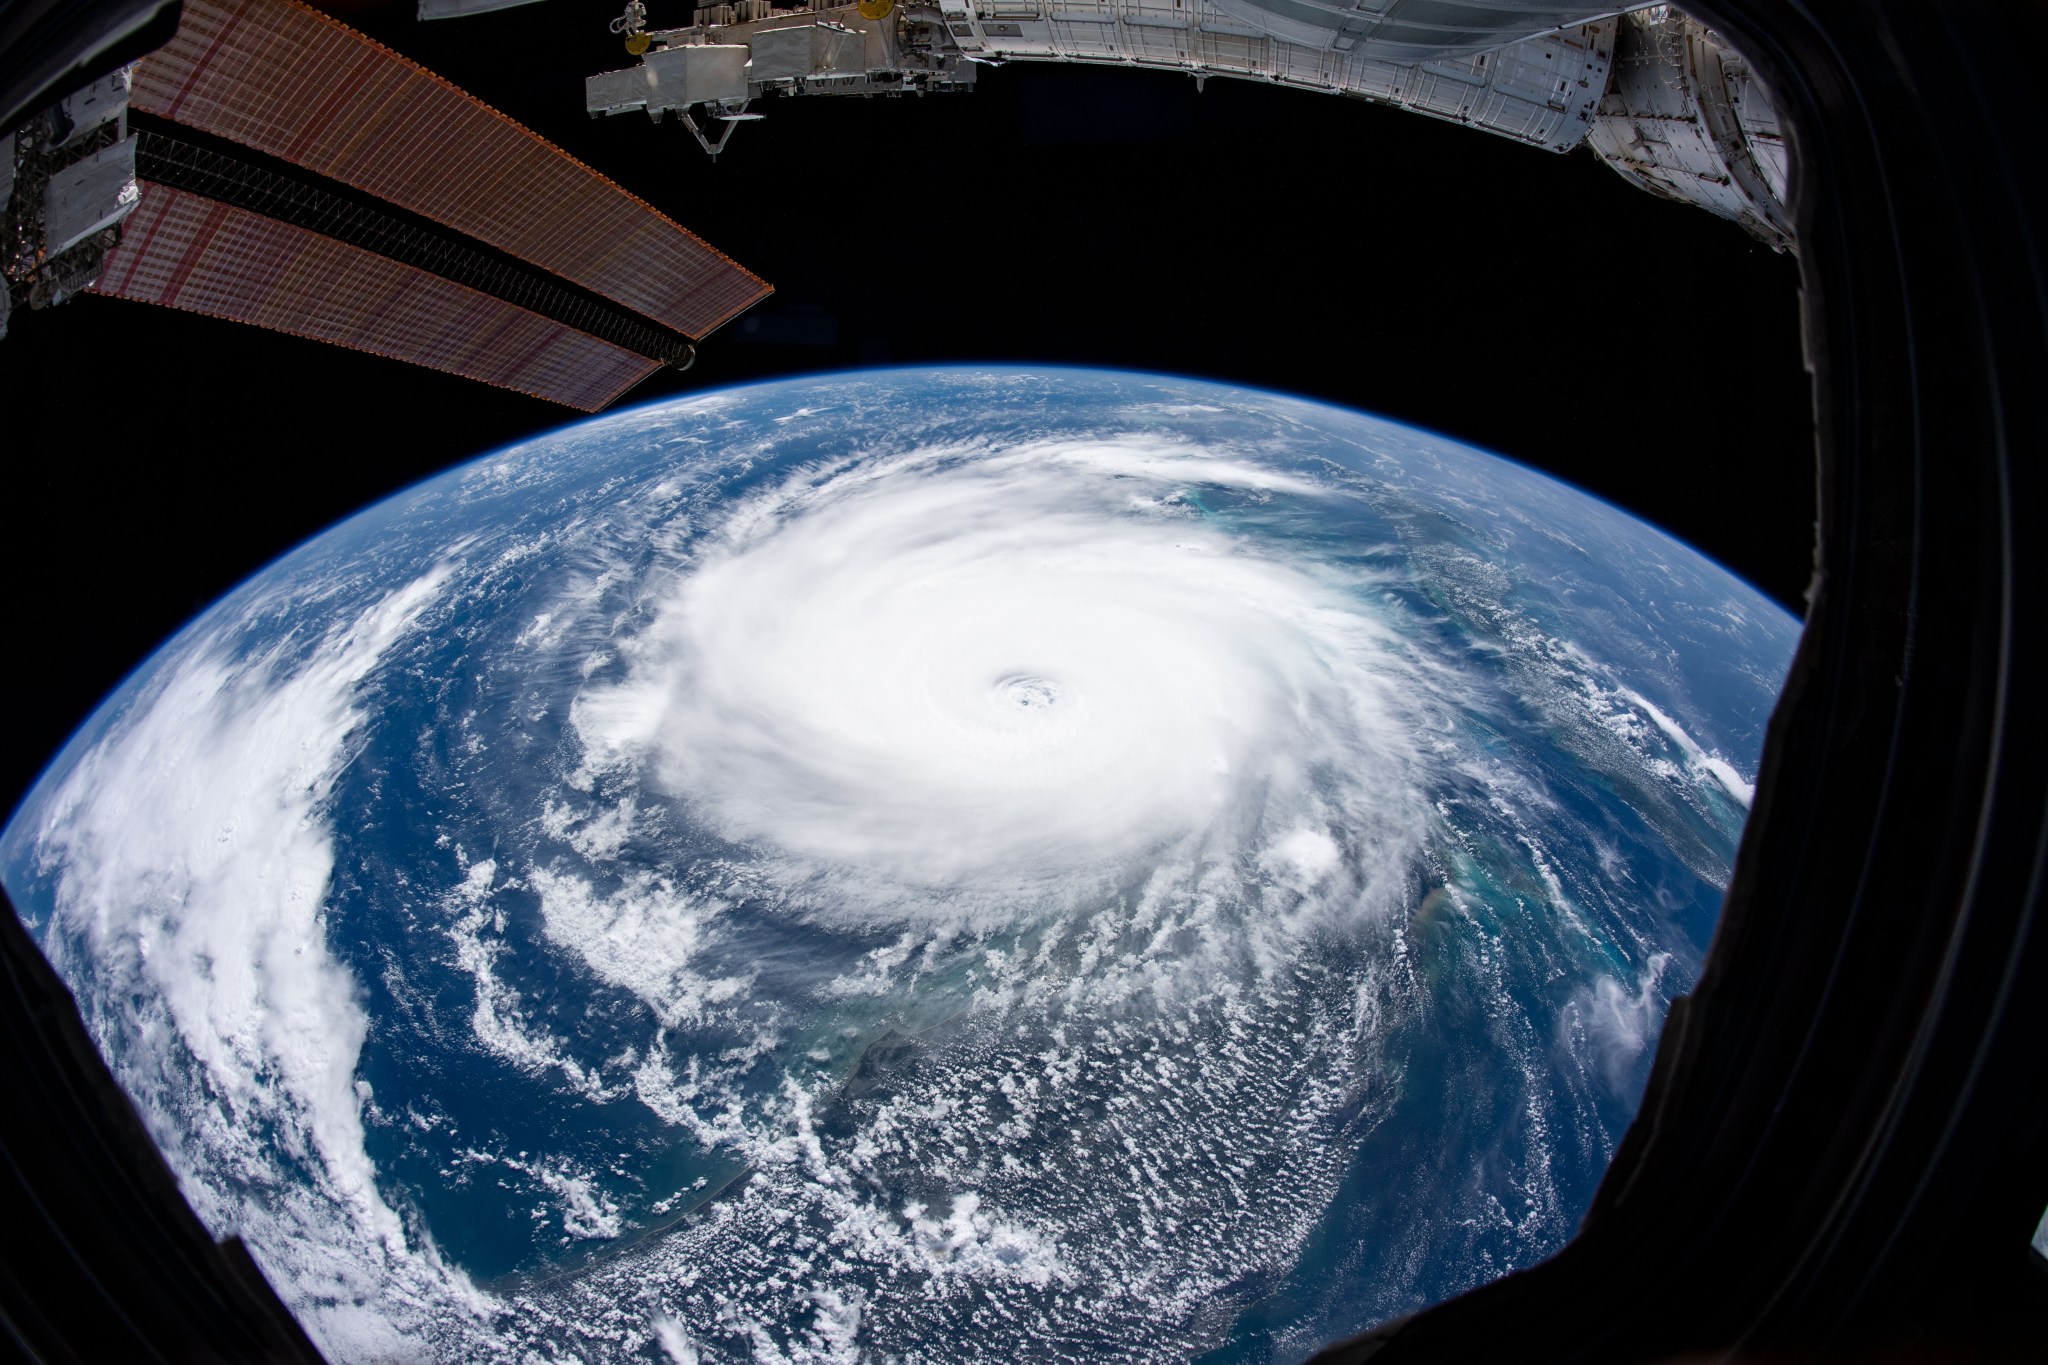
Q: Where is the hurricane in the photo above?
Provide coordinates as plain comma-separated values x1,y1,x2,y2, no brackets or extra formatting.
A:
576,439,1436,922
0,369,1799,1364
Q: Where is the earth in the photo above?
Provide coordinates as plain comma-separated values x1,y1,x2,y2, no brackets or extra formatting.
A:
2,368,1799,1364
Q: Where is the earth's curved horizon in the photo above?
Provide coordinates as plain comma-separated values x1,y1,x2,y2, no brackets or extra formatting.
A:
2,367,1799,1364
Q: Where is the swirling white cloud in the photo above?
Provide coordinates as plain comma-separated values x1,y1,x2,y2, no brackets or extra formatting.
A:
572,438,1443,927
1,374,1792,1365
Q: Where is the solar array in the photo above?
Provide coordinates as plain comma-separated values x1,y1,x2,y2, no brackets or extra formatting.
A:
95,183,665,410
130,0,769,340
130,129,698,365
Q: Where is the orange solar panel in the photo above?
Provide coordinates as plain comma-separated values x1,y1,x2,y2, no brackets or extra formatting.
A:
92,183,665,411
131,0,771,339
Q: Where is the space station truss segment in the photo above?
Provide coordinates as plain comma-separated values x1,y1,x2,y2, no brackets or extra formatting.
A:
964,1,1620,152
1200,0,1623,64
90,183,665,410
593,1,1790,245
129,0,772,338
598,2,1615,156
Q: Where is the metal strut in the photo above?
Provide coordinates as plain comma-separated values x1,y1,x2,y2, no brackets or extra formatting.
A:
678,103,753,160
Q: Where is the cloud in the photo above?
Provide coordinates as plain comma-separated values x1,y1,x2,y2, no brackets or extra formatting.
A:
22,566,501,1359
1572,952,1674,1093
2,373,1787,1363
570,437,1441,928
531,866,747,1030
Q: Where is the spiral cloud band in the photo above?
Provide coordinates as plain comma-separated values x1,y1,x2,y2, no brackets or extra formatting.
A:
4,371,1797,1365
575,440,1438,918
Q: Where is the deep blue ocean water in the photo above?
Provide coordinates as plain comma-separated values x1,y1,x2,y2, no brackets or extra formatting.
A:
3,368,1797,1363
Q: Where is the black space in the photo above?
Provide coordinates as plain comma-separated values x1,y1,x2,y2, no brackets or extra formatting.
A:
1,0,1813,823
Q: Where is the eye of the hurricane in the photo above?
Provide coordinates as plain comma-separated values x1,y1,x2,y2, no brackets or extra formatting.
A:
994,674,1062,711
587,449,1460,902
1,372,1813,1365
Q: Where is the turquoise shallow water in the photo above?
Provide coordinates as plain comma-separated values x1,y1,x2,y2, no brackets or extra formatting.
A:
3,368,1797,1363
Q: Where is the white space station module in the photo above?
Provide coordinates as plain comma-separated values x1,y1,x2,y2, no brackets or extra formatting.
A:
577,0,1793,249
